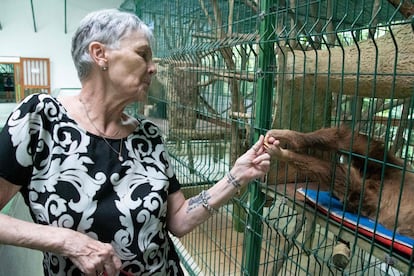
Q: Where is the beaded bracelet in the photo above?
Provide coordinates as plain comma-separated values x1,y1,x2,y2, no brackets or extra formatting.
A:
200,190,218,215
227,172,242,190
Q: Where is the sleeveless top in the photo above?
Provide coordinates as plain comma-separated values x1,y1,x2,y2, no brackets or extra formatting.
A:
0,94,184,275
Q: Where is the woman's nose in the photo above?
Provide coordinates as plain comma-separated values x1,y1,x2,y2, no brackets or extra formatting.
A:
148,61,157,75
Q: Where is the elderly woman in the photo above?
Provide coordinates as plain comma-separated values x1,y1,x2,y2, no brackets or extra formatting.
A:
0,9,275,276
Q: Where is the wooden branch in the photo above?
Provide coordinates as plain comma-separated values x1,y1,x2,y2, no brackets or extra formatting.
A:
369,0,381,38
243,0,259,12
390,100,410,155
242,0,258,13
197,77,218,87
191,31,258,41
229,112,252,119
198,0,214,28
228,0,234,35
212,0,223,37
168,128,230,140
198,94,219,115
176,66,255,82
281,23,414,98
197,113,231,128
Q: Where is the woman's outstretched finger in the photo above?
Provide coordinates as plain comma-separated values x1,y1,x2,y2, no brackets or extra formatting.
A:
251,135,265,153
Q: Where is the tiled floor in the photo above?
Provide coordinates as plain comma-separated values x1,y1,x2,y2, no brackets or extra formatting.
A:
177,207,245,275
176,204,283,276
175,200,407,276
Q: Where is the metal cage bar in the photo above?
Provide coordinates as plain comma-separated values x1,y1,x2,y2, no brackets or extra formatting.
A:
134,0,414,274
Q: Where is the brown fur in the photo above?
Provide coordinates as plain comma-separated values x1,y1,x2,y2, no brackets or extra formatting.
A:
266,126,414,238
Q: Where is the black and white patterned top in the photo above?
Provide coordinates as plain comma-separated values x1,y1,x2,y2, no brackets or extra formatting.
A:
0,94,184,275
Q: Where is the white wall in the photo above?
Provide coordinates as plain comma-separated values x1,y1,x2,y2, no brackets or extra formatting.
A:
0,0,124,91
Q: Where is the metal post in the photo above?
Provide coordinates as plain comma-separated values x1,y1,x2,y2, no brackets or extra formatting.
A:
64,0,67,34
244,0,276,274
30,0,37,33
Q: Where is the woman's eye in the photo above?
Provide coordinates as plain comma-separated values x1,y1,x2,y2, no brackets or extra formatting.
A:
137,52,150,61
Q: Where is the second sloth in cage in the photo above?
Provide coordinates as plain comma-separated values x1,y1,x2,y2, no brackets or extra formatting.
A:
265,126,414,238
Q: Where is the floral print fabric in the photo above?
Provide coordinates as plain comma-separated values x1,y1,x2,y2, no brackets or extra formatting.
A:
0,94,183,275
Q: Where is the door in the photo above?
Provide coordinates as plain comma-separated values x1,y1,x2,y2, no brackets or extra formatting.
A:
19,57,50,101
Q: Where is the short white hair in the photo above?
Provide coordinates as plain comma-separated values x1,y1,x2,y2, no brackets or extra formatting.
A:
71,9,153,80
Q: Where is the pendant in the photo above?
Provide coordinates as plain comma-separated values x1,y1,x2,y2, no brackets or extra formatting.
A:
118,155,124,162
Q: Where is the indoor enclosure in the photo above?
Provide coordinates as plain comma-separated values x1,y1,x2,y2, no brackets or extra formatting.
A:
132,0,414,275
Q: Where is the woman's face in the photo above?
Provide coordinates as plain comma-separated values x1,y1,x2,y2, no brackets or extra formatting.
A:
105,31,156,102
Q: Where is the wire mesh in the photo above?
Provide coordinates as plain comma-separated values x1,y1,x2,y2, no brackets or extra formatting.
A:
130,0,414,275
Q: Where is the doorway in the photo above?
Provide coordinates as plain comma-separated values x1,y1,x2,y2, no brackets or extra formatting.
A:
0,64,16,103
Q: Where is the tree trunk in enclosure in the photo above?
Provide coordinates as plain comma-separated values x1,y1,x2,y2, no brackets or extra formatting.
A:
274,23,414,110
158,62,198,174
273,48,331,132
165,64,198,131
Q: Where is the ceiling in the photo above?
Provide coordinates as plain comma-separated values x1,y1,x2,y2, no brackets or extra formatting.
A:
2,0,411,34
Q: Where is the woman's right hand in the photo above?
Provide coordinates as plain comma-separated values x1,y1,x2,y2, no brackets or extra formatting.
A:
59,228,122,276
0,178,122,276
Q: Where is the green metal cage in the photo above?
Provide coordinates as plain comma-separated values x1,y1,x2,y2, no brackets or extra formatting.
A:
125,0,414,275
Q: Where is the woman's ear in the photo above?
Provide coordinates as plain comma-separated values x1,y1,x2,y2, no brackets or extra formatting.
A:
89,42,108,68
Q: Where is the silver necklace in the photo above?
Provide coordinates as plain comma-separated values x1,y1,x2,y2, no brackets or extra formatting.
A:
79,98,124,162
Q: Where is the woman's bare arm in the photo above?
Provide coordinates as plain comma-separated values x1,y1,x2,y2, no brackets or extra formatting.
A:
0,177,122,276
166,135,275,237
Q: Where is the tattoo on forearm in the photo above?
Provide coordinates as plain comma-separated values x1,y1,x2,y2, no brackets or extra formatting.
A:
187,194,203,213
187,191,212,213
